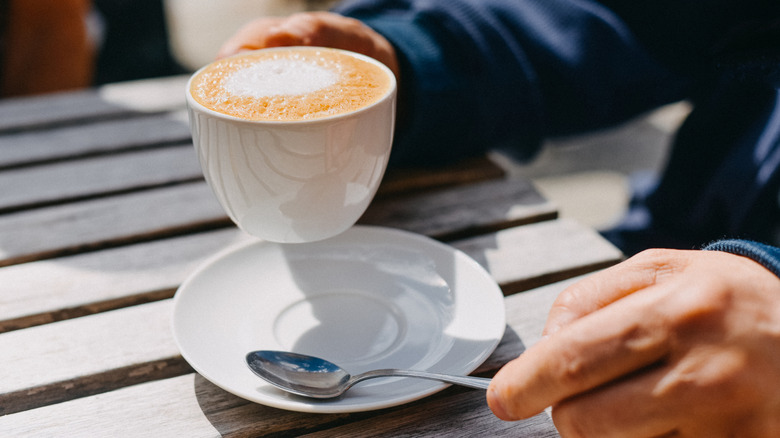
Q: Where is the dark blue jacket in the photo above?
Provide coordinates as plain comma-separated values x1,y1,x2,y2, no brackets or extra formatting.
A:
335,0,780,275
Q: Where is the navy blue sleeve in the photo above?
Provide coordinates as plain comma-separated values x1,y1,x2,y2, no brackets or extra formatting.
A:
334,0,688,167
703,239,780,279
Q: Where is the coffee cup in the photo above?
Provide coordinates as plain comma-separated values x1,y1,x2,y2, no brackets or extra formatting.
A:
186,47,396,243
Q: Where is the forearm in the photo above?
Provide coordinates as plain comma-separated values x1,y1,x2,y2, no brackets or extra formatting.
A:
335,0,688,167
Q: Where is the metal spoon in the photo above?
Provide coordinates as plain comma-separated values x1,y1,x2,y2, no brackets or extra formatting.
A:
246,350,491,399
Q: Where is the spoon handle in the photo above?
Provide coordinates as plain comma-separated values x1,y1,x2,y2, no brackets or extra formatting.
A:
351,369,491,390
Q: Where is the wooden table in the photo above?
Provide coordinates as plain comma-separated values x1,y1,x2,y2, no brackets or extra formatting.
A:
0,76,623,437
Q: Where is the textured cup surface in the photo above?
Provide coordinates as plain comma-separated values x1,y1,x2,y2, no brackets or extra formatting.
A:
186,47,396,243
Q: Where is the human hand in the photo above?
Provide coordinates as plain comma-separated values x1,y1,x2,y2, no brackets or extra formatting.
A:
487,248,780,437
217,11,399,81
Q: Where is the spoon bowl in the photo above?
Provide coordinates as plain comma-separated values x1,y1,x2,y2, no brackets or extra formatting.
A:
246,350,491,399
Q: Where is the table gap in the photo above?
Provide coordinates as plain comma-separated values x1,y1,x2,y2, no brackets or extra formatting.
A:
499,259,622,296
0,176,204,216
0,206,558,269
429,211,558,242
0,217,233,269
0,139,193,173
0,227,615,335
0,110,176,136
377,156,506,199
0,341,505,419
0,288,177,334
0,356,193,417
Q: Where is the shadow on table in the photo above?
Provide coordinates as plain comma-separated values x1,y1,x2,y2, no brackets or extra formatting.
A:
190,325,557,437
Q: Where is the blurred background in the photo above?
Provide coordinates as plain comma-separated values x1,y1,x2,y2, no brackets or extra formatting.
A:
98,0,338,83
0,0,687,236
0,0,339,95
134,0,689,234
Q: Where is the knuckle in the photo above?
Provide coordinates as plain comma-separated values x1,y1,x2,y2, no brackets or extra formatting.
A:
657,350,750,404
631,248,687,281
669,285,731,336
278,12,321,35
556,349,593,387
289,11,338,29
550,287,582,315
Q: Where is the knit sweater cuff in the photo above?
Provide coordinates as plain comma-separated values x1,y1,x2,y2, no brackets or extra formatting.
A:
703,239,780,279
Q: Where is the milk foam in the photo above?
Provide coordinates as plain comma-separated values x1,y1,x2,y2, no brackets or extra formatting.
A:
225,59,338,98
190,48,392,121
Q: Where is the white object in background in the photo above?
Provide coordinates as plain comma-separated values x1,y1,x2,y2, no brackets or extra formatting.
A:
164,0,307,71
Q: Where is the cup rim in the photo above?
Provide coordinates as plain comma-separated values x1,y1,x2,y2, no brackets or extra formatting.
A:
185,46,397,125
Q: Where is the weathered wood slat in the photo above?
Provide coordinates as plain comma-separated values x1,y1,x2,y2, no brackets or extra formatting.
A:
0,182,227,267
0,300,180,415
0,373,557,437
376,156,505,197
0,111,191,169
0,74,619,438
0,217,618,334
452,218,623,295
0,145,202,213
361,177,557,241
0,228,248,332
0,171,568,318
0,173,555,268
0,149,501,215
298,393,557,438
0,76,188,133
94,75,189,113
0,223,609,414
0,277,575,436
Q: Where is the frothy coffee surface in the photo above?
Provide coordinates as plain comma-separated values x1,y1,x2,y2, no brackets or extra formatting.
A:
190,48,391,121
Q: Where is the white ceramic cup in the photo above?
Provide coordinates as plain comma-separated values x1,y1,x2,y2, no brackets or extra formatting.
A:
186,47,396,243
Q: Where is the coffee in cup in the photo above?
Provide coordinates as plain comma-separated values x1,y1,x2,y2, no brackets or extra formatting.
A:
186,47,396,243
190,47,392,121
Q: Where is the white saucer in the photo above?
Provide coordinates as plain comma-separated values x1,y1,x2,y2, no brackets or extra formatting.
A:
172,225,505,413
